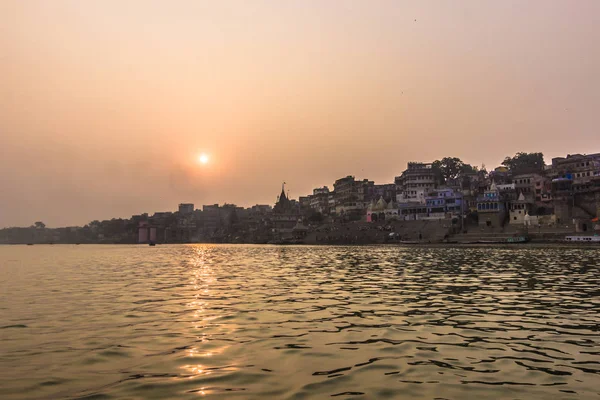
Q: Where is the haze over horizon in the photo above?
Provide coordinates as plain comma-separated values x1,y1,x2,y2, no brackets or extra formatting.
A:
2,0,599,228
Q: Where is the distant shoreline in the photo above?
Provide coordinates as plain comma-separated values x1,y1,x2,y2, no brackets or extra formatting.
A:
2,241,599,250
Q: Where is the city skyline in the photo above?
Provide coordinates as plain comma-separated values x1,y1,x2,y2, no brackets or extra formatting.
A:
0,149,593,229
2,1,599,227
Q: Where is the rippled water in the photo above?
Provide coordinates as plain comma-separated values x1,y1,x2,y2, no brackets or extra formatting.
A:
1,245,600,399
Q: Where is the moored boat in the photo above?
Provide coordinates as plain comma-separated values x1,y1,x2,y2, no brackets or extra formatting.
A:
476,236,530,244
565,235,600,243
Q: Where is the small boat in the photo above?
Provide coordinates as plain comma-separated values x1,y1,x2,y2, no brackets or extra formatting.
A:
565,235,600,243
505,236,530,243
476,236,530,244
26,243,34,246
149,242,156,246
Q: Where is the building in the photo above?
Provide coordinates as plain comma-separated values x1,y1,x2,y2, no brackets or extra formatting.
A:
512,173,549,202
178,203,194,215
398,201,428,221
308,187,330,215
272,184,300,240
488,166,510,184
202,204,222,233
313,186,330,195
299,196,311,212
549,153,600,222
327,191,336,215
550,153,600,179
366,197,398,222
250,204,272,215
138,221,157,243
549,153,600,193
509,192,530,225
333,176,373,220
476,182,507,227
369,184,396,203
426,188,464,219
395,162,436,202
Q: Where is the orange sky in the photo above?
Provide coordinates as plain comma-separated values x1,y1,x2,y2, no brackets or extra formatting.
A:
1,0,599,227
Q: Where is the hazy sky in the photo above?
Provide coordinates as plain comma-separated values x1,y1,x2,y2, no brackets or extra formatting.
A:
1,1,599,227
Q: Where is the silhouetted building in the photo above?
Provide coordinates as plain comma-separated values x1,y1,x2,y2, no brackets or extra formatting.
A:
272,183,300,240
178,203,194,215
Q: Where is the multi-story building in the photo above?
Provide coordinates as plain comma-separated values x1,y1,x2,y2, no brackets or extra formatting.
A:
333,176,358,207
398,201,428,221
299,196,311,213
202,204,222,233
178,203,194,215
476,182,507,227
425,188,464,219
512,173,550,202
308,187,330,215
332,176,373,220
395,162,436,202
549,153,600,192
328,191,336,215
548,154,600,222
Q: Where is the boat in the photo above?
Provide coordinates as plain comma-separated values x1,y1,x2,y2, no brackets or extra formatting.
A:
505,236,530,243
475,236,530,244
565,235,600,243
149,242,156,246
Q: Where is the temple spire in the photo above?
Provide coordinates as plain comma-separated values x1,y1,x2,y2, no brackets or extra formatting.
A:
280,182,287,201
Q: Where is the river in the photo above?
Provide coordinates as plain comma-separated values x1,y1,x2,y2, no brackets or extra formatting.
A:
1,244,599,399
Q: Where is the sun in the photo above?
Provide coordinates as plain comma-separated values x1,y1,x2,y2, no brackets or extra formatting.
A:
198,153,210,165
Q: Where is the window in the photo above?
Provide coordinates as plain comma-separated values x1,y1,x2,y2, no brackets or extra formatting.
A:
514,217,517,220
518,210,521,214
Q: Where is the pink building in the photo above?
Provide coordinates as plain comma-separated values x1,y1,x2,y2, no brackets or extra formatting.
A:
138,222,157,243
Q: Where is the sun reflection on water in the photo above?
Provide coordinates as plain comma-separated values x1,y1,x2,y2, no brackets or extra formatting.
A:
180,246,236,382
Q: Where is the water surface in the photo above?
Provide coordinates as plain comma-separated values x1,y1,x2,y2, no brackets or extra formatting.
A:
1,245,600,399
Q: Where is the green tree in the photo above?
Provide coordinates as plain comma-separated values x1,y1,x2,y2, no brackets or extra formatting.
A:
34,221,46,229
502,152,545,174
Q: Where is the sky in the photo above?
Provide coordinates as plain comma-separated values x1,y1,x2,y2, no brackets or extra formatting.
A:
1,0,599,227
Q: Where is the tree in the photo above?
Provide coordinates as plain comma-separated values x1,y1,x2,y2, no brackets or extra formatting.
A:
502,152,545,174
459,163,478,175
308,211,324,223
34,221,46,229
432,157,469,184
431,161,445,185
